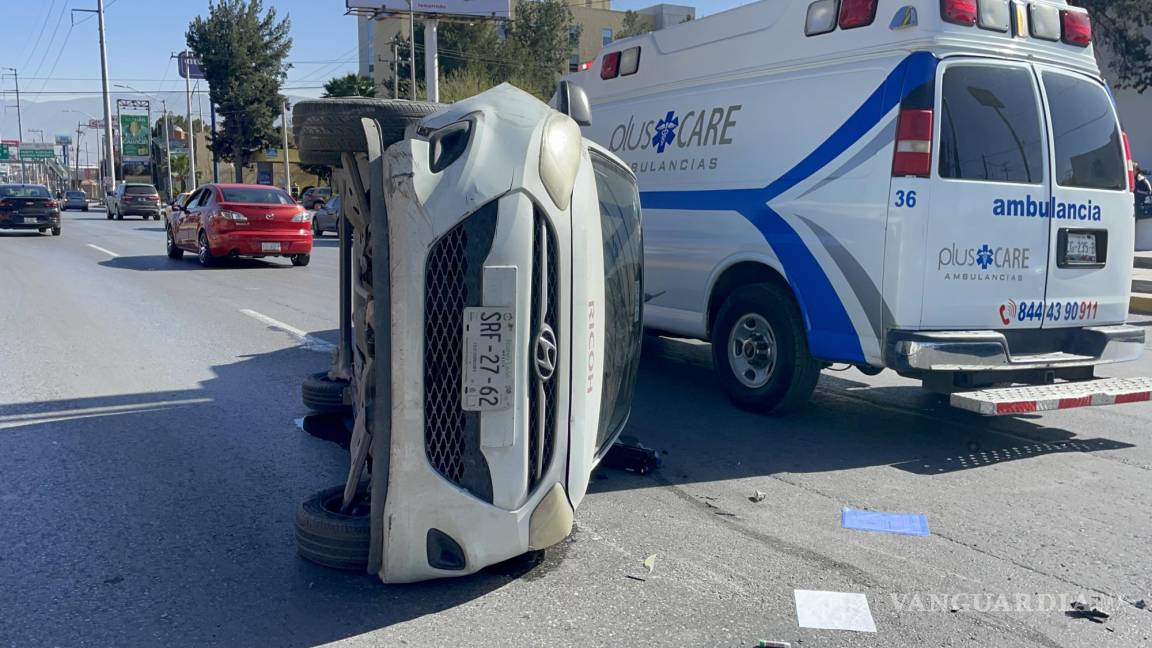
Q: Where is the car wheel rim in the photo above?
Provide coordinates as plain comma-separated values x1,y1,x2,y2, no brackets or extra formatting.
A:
199,235,209,262
728,313,777,389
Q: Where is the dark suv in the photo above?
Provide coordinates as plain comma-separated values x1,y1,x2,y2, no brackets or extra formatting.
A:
0,184,61,235
107,183,162,221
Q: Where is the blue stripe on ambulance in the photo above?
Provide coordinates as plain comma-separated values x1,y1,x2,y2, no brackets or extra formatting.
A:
640,51,938,363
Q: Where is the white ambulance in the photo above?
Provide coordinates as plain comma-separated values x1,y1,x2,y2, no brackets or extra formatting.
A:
570,0,1152,415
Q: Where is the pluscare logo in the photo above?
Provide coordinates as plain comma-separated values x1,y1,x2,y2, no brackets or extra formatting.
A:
652,111,679,153
976,244,995,270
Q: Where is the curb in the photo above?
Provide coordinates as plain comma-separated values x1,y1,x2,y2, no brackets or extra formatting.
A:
1132,293,1152,316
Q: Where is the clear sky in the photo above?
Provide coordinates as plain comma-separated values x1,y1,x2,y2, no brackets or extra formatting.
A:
3,0,743,100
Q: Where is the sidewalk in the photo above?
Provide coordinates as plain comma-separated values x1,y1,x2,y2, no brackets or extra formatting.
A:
1133,251,1152,315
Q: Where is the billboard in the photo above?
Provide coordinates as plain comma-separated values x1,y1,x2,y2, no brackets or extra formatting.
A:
56,134,73,146
87,119,106,129
120,114,151,161
345,0,510,18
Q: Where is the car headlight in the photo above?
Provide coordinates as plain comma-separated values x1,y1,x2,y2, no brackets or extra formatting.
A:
539,112,582,210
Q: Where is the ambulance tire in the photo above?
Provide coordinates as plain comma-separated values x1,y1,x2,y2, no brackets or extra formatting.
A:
301,371,351,413
712,283,821,415
293,98,444,166
295,484,371,571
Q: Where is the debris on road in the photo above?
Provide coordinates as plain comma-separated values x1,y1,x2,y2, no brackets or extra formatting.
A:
704,501,738,517
755,641,791,648
749,490,767,503
601,437,662,475
841,507,929,537
643,554,657,574
1068,601,1111,623
794,590,877,633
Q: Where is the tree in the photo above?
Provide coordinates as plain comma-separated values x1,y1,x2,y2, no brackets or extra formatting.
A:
186,0,292,182
322,73,376,98
1069,0,1152,92
502,0,580,97
617,10,649,39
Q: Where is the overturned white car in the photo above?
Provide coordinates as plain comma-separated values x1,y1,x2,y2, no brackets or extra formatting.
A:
292,83,644,583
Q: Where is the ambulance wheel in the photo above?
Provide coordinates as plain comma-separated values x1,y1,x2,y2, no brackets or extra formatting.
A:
293,98,444,166
712,283,821,414
302,371,351,413
295,484,370,571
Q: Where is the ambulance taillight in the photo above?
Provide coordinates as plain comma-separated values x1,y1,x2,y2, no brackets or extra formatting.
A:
892,109,933,178
1060,9,1092,47
941,0,977,26
838,0,877,29
1123,131,1136,191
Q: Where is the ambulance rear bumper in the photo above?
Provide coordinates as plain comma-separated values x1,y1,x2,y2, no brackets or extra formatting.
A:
886,325,1146,373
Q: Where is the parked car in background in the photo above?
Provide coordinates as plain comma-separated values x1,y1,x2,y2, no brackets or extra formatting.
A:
310,195,340,237
166,183,313,267
62,191,89,212
300,186,331,209
107,183,162,221
0,184,62,236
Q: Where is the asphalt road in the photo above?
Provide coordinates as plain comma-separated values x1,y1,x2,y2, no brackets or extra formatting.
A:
1,208,1150,647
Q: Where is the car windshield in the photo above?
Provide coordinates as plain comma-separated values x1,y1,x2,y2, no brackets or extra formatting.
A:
0,185,51,198
220,187,295,204
124,185,158,195
66,192,85,199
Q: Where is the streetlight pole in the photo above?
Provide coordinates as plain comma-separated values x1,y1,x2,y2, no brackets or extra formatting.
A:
2,67,28,183
281,101,291,193
184,58,196,190
96,0,116,191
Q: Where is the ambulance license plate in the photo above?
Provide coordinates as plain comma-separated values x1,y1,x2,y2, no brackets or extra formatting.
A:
261,242,281,253
23,218,37,224
461,307,514,412
1065,232,1097,263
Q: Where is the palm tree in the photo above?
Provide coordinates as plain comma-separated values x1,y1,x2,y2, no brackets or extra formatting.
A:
322,73,377,98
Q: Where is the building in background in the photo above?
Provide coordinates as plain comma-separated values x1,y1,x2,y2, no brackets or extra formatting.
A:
355,1,694,96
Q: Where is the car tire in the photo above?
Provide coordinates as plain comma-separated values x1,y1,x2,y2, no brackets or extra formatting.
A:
115,208,123,221
302,371,351,413
312,218,323,237
106,210,113,220
711,283,821,415
197,231,215,267
295,483,370,571
166,228,184,260
293,98,443,166
51,227,61,236
38,228,46,233
291,253,311,267
83,207,89,212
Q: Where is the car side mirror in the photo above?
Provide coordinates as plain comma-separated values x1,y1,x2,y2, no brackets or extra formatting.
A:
551,80,592,127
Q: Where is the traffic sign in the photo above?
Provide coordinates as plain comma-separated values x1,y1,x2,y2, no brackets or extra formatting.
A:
20,142,55,160
178,52,205,80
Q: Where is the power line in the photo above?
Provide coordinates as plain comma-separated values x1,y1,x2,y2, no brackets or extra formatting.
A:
29,1,72,84
21,0,59,70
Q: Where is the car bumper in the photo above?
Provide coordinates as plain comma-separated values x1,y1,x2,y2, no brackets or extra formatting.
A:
208,229,313,257
64,201,88,209
0,215,60,229
886,325,1146,373
119,206,160,216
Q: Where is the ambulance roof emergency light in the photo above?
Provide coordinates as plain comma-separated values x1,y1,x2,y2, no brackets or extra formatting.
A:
1060,9,1092,47
838,0,877,29
1029,3,1061,41
940,0,977,26
977,0,1010,32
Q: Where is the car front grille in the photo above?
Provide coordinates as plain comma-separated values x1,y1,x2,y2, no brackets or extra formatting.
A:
527,208,560,491
423,203,499,503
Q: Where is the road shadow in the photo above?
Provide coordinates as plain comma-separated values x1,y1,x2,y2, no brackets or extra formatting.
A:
310,236,341,248
0,331,530,648
99,255,295,272
588,335,1136,493
134,226,167,233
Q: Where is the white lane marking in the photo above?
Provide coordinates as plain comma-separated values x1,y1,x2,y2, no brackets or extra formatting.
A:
239,309,336,352
86,244,120,257
0,398,212,430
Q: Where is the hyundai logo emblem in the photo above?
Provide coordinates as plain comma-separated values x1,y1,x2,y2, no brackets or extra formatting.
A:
265,213,275,220
534,325,558,382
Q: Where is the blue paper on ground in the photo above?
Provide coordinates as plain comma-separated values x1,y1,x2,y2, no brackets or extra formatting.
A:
841,508,930,536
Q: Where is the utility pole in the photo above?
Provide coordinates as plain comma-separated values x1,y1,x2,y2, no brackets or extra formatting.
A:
162,101,171,200
97,0,116,191
2,67,28,183
391,40,399,100
408,0,416,100
424,19,439,103
281,101,291,193
185,62,196,190
76,124,84,190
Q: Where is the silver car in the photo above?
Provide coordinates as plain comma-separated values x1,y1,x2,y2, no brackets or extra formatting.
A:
311,195,340,237
62,191,89,212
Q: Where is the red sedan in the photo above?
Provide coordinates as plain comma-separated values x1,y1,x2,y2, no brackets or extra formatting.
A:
166,184,313,267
